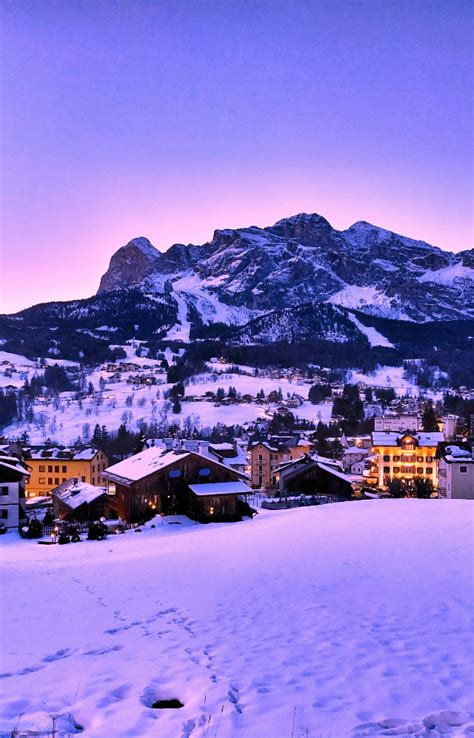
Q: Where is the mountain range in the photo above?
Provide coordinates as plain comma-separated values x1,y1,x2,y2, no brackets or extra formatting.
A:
1,212,473,378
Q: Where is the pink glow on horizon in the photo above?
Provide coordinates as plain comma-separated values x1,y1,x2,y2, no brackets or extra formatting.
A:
0,0,472,314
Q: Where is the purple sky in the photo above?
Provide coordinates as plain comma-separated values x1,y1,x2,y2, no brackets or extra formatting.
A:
1,0,472,313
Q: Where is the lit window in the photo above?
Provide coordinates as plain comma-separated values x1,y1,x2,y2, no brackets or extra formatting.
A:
199,468,211,477
39,478,45,484
168,469,181,478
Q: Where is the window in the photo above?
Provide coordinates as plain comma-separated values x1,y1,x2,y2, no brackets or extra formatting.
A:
393,455,400,462
39,478,45,485
383,466,390,474
48,478,53,485
168,469,181,479
92,465,95,473
55,478,60,485
81,476,86,482
62,478,66,482
258,454,263,461
426,456,432,463
199,468,211,477
62,465,67,473
39,465,45,472
460,466,468,473
54,465,59,473
426,468,433,474
393,467,400,474
48,465,53,473
383,455,390,462
0,510,8,519
417,467,423,474
1,486,8,496
417,456,423,463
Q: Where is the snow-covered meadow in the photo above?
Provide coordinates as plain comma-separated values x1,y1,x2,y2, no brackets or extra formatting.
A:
1,500,473,737
1,350,331,443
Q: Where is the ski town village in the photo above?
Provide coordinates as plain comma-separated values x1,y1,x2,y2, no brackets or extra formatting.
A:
1,405,473,541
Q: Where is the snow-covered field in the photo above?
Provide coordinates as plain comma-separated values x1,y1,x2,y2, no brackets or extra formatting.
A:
1,349,323,442
1,500,473,737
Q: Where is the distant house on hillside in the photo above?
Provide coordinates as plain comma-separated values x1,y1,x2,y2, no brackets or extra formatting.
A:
101,447,253,523
0,452,29,530
274,454,353,500
437,443,474,499
51,478,113,522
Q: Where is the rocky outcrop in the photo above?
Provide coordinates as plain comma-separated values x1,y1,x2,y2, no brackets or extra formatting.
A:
97,237,160,293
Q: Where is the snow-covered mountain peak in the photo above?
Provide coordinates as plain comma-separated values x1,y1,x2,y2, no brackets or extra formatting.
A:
96,211,474,322
97,237,160,293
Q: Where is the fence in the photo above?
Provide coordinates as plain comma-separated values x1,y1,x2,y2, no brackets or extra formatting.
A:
261,495,342,510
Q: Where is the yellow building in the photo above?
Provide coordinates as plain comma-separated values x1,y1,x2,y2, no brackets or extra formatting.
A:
368,431,443,489
24,447,109,497
248,435,313,488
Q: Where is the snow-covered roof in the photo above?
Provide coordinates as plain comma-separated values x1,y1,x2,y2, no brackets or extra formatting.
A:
317,463,353,485
103,448,190,484
444,445,474,464
0,458,30,477
102,447,246,485
52,480,106,509
343,446,368,455
26,446,100,461
188,481,252,497
372,432,444,448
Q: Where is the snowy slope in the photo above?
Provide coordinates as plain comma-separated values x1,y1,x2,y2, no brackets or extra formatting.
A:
1,500,473,737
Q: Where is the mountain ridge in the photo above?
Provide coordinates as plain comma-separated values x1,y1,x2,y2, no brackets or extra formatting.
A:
96,212,474,323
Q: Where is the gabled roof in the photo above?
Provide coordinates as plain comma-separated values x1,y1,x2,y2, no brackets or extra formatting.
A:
0,454,30,477
52,479,107,509
372,431,444,448
102,447,246,486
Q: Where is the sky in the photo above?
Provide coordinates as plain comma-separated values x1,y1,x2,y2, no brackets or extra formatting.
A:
0,0,472,313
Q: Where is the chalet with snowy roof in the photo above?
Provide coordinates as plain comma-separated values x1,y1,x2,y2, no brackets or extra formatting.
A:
51,479,113,522
369,431,444,489
145,439,248,476
0,452,29,530
437,443,474,500
23,446,109,497
248,434,313,488
101,447,253,523
274,454,353,499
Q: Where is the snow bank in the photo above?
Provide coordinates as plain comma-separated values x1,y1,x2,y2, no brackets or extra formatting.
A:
1,500,473,737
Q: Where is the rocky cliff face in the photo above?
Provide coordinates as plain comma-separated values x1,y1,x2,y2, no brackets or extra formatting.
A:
96,213,473,323
97,237,160,293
